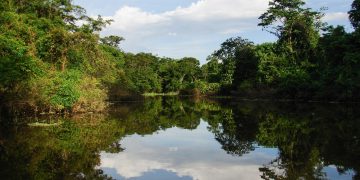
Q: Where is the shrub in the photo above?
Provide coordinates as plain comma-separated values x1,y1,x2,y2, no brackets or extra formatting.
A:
72,77,108,113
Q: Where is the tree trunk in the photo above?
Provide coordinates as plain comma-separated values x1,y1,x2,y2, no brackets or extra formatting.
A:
179,74,186,84
61,53,66,72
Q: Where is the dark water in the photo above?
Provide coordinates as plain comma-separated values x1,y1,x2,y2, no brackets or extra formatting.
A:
0,97,359,180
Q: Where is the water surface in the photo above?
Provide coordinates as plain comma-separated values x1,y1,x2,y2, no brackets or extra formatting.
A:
0,97,359,179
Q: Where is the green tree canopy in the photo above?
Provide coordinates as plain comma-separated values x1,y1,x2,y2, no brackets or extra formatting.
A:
259,0,324,63
349,0,360,30
100,35,124,48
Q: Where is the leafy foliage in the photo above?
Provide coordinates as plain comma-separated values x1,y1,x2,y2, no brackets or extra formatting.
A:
1,0,360,115
100,35,124,48
349,0,360,29
200,0,359,100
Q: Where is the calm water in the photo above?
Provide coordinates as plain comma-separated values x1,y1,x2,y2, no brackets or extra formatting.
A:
0,97,359,180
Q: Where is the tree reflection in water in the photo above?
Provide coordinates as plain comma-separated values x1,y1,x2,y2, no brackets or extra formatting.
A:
256,103,360,179
0,97,359,179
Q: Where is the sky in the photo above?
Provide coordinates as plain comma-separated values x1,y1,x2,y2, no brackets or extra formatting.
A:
74,0,353,64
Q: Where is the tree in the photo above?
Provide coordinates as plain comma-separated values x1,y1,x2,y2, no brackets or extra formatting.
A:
0,0,120,113
255,43,283,86
349,0,360,30
80,15,113,33
100,35,124,48
211,37,255,90
158,58,182,92
177,57,201,88
259,0,324,63
257,0,325,97
0,34,39,90
39,28,74,71
202,56,221,83
123,53,161,93
317,26,360,99
233,41,258,89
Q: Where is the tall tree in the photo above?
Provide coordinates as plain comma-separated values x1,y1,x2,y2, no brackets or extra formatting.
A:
212,37,252,88
100,35,124,48
233,41,258,88
258,0,324,64
202,56,221,83
123,53,161,93
349,0,360,30
177,57,201,87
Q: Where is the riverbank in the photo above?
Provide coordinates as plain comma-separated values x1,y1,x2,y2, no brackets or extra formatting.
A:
2,93,359,119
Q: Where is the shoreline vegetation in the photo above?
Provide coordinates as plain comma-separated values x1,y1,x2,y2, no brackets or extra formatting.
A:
142,92,179,97
28,122,62,127
1,0,360,116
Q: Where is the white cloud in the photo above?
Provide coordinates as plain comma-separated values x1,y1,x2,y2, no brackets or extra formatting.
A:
221,28,244,35
167,32,177,36
107,0,268,31
107,6,169,31
324,12,349,21
77,0,352,63
99,122,277,180
101,0,269,62
164,0,268,21
101,152,265,180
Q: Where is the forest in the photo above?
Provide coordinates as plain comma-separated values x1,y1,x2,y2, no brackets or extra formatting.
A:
0,0,359,114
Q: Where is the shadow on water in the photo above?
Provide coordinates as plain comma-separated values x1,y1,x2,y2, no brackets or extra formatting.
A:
0,96,359,179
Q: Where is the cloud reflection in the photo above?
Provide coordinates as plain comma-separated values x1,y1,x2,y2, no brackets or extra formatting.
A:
99,121,277,180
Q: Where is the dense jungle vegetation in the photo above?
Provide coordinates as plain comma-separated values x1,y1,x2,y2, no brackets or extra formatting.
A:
0,0,359,114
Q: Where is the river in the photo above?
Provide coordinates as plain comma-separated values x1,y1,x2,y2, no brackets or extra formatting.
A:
0,97,359,179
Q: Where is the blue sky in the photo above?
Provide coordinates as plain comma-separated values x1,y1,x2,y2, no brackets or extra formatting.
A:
74,0,353,64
